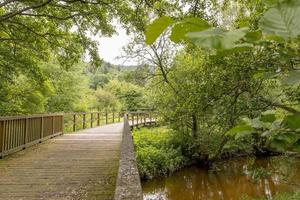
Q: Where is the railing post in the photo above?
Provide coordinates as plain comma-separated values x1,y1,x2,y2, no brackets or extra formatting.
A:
131,114,134,126
113,111,115,123
73,114,76,132
61,115,64,134
119,112,121,122
91,113,93,128
137,113,139,125
83,113,86,129
52,116,55,135
41,116,44,140
105,110,108,125
0,120,4,158
97,112,100,126
24,118,28,147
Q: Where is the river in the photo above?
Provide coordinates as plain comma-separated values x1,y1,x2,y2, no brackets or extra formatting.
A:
142,156,300,200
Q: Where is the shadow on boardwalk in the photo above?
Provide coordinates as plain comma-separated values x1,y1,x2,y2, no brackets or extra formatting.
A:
0,123,123,200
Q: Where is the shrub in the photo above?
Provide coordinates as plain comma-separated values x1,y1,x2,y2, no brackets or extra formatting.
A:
133,127,190,180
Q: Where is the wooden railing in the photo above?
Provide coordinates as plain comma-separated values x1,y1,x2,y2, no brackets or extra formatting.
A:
63,111,125,133
0,111,157,158
127,111,157,127
0,114,63,158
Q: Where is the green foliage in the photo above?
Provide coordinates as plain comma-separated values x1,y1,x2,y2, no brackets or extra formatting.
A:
0,58,151,115
282,70,300,86
104,80,148,111
133,127,189,180
145,0,300,52
282,114,300,130
226,125,254,138
259,0,300,40
143,0,300,165
92,89,121,111
227,111,300,153
145,16,174,45
170,17,210,43
187,27,252,50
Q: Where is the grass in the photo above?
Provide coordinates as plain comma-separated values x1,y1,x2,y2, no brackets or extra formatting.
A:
133,126,191,180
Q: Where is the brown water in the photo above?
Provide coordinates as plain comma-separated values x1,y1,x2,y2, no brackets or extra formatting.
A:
142,156,300,200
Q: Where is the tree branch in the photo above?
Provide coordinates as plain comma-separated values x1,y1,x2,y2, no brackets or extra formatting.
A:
0,0,53,22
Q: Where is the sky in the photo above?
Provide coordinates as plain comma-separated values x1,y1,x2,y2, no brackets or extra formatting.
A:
96,24,133,66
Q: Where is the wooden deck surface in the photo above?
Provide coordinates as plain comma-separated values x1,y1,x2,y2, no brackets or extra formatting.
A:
0,123,123,200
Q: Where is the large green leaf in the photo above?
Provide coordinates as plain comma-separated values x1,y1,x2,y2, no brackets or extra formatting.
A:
259,0,300,40
282,114,300,130
274,132,298,144
251,118,266,129
244,31,262,43
282,70,300,86
170,18,210,43
260,114,276,123
186,28,226,49
145,16,174,45
186,27,249,50
226,125,253,137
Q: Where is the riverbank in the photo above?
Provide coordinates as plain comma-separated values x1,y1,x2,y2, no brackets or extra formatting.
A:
133,126,285,180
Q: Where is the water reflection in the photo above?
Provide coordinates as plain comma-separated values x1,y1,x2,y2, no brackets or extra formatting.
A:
142,156,300,200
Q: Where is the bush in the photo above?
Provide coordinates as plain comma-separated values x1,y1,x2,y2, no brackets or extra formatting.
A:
133,127,190,180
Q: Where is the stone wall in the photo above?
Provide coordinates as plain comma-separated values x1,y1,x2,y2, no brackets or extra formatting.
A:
114,118,143,200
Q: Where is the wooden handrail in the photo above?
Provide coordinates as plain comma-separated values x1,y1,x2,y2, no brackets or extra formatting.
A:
0,114,63,158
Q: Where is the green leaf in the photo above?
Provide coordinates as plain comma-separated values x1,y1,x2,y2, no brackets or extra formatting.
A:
292,140,300,152
226,125,253,137
244,31,262,43
282,70,300,86
275,133,298,144
282,114,300,130
186,27,249,50
186,28,226,49
251,118,266,129
260,114,276,123
259,0,300,40
263,0,280,7
170,18,210,43
145,16,174,45
261,130,272,137
222,28,250,49
270,139,288,152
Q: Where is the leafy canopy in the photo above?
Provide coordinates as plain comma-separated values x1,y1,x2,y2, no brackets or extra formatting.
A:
145,0,300,50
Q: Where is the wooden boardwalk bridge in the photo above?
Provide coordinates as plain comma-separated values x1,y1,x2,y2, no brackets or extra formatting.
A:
0,112,156,200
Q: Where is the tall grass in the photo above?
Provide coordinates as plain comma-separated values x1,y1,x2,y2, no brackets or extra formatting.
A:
133,127,191,180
